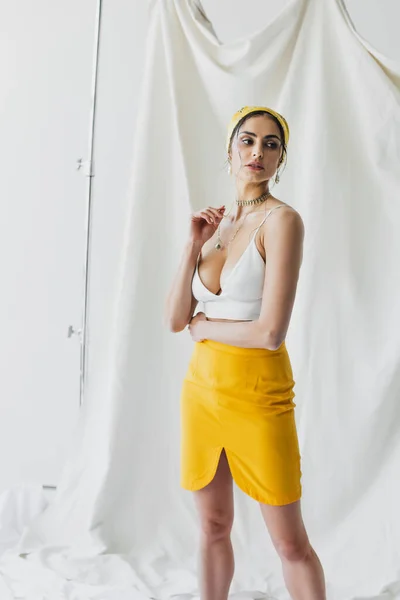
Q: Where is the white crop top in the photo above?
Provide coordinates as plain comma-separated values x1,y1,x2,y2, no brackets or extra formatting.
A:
192,205,285,321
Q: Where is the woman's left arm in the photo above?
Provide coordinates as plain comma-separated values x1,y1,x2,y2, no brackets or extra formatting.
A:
189,208,304,349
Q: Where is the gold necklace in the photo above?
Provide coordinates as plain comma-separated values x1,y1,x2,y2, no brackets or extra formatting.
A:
236,191,271,206
215,191,271,251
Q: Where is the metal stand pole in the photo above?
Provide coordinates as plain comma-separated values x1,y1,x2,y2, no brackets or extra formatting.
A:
68,0,103,407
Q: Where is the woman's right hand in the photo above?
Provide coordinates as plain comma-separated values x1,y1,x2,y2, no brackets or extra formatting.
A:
189,205,225,245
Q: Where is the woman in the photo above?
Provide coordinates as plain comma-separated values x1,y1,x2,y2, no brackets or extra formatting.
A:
165,106,326,600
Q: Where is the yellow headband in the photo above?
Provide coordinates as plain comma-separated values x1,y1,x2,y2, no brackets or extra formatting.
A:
226,105,290,153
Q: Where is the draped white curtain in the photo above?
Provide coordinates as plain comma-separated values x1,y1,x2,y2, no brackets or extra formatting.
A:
1,0,400,598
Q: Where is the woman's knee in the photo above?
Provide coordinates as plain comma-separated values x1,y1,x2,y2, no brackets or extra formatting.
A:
275,538,312,562
200,510,234,541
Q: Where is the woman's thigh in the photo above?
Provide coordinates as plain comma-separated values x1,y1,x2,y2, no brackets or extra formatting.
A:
193,449,234,535
259,500,310,557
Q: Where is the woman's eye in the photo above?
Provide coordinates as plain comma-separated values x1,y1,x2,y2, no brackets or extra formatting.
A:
241,138,279,148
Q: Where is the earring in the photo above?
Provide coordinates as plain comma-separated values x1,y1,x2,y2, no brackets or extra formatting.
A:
228,160,232,174
275,170,280,184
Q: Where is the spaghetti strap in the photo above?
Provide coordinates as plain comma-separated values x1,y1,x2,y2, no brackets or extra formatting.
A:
254,204,286,233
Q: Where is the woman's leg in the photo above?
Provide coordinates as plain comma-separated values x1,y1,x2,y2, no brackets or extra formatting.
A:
259,499,326,600
193,449,235,600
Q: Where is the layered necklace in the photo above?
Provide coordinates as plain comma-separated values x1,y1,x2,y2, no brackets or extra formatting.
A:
215,190,271,251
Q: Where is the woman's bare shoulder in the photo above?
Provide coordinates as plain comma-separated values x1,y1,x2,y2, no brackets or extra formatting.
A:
266,200,303,225
261,201,304,244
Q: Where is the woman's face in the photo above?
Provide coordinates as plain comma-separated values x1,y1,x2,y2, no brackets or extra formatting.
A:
229,115,283,183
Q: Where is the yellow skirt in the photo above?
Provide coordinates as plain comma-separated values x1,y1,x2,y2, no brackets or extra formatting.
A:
180,339,302,505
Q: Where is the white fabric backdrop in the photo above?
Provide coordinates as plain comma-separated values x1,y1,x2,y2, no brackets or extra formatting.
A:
1,0,400,598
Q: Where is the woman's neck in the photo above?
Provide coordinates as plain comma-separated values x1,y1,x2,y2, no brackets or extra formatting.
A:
232,182,271,219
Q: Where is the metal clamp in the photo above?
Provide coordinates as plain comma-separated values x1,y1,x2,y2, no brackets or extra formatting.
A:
67,325,82,339
76,158,94,177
